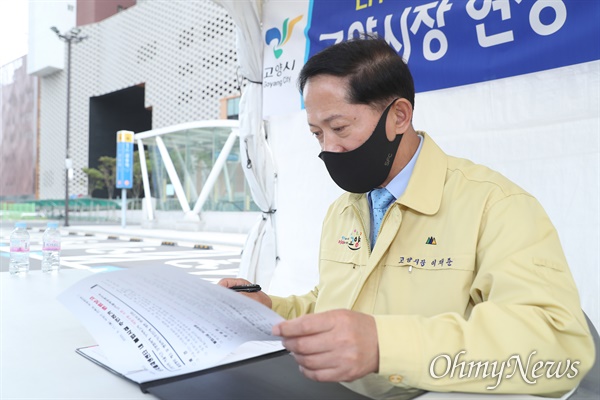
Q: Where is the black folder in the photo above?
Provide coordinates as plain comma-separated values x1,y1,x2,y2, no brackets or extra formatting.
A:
141,350,370,400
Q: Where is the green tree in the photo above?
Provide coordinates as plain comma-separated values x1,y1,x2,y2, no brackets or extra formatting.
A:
81,167,105,197
82,154,149,200
98,156,117,199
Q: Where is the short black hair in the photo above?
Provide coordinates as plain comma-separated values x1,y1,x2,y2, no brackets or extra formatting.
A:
298,36,415,111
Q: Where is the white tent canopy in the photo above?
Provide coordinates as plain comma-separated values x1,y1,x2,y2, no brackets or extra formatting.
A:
214,0,278,288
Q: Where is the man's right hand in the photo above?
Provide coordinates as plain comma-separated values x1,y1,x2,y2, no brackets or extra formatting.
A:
218,278,273,309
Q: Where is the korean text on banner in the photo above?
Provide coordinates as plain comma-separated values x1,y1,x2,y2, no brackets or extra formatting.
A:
305,0,600,93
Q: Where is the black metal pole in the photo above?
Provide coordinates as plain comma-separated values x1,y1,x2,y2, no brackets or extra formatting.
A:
64,39,72,227
51,27,87,227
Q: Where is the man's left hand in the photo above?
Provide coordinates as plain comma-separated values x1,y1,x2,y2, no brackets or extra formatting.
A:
272,309,379,382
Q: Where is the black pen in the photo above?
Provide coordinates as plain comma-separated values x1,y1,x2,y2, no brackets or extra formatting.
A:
230,284,262,293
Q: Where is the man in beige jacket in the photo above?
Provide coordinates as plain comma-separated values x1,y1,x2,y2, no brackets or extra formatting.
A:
220,37,594,399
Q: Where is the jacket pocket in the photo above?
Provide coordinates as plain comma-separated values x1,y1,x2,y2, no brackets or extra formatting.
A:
376,254,476,316
317,249,364,311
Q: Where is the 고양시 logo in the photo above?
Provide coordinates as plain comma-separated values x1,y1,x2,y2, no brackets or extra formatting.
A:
265,15,303,59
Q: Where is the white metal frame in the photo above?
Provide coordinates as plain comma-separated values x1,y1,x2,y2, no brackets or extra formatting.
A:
134,120,240,221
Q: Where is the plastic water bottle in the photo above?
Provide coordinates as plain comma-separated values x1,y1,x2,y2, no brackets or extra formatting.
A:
9,222,30,275
42,222,61,273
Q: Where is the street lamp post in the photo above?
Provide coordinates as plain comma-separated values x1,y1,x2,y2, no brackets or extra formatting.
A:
51,27,88,227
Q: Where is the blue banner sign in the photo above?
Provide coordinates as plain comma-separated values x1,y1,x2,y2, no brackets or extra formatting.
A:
306,0,600,92
116,130,134,190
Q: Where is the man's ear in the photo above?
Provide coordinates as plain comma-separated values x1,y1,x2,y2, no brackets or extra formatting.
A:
386,98,413,140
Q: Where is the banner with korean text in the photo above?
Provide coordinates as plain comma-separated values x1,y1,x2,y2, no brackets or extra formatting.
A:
262,0,600,117
116,130,134,190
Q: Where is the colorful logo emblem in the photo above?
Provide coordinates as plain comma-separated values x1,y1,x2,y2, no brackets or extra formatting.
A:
338,229,362,251
265,15,303,59
426,236,437,245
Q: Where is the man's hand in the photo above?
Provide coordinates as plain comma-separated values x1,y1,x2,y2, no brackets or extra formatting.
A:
272,309,379,382
217,278,272,309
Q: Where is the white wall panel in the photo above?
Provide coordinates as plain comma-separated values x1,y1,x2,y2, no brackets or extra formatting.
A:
27,0,76,76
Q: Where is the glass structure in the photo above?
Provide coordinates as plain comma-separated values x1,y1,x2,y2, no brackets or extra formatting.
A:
135,120,257,220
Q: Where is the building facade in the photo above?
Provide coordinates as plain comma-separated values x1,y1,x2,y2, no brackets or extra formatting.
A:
0,57,38,200
36,0,239,200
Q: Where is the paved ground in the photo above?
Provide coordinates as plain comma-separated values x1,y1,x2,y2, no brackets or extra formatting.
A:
0,220,247,284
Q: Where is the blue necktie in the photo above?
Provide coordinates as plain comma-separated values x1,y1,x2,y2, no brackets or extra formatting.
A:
371,187,395,249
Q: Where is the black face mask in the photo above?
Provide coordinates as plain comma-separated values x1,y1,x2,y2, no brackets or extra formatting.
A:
318,99,403,193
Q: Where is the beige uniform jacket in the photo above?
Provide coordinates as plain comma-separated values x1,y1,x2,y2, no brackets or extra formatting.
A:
271,132,594,399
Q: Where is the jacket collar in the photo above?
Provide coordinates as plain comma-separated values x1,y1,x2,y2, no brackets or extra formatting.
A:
340,132,447,216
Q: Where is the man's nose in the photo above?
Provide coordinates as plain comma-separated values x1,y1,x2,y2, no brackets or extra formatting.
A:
322,134,345,153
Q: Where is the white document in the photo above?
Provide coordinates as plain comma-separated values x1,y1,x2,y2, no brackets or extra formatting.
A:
58,266,285,383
